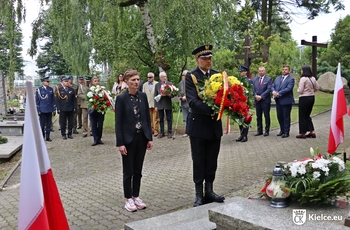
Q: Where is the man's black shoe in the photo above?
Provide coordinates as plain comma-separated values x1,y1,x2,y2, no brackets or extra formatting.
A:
62,136,67,140
282,133,289,138
82,134,87,138
77,126,82,129
50,129,54,132
263,132,269,136
46,138,52,142
68,135,73,139
276,131,283,136
98,140,104,144
254,132,263,136
91,142,98,146
73,130,79,134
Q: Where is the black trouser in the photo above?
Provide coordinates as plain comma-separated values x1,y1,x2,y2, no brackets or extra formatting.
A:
39,112,52,138
60,111,74,136
255,101,271,133
189,136,221,184
158,109,172,134
89,111,105,142
298,96,315,134
122,131,148,198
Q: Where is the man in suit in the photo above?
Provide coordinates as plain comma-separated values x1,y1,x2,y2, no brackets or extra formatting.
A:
77,76,90,138
56,76,77,140
271,65,295,138
235,65,253,142
68,75,79,134
253,66,272,137
154,71,173,139
35,76,56,141
185,44,225,207
142,72,159,137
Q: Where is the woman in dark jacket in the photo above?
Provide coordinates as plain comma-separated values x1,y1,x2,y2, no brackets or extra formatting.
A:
115,69,153,212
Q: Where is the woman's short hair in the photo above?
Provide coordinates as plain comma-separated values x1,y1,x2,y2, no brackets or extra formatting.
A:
302,65,313,77
124,69,139,81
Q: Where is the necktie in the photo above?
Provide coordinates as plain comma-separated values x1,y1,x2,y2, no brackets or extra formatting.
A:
258,77,262,87
205,72,209,78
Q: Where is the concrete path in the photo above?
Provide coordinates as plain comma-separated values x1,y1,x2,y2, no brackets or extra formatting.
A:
0,110,349,230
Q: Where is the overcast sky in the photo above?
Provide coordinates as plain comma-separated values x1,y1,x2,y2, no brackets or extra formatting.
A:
20,1,350,77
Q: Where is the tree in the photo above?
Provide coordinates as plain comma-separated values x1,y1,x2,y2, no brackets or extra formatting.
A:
249,0,345,62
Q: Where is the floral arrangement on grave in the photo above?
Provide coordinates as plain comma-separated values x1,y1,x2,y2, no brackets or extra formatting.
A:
86,85,113,114
8,107,17,114
260,147,350,206
155,84,179,102
0,136,8,144
197,71,253,125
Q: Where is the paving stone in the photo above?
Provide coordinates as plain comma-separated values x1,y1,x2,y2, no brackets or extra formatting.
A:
0,110,349,229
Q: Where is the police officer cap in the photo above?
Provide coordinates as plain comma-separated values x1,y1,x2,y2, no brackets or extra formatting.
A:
67,75,73,80
85,76,91,81
192,45,213,58
61,75,68,81
40,76,50,82
78,76,84,80
239,65,249,72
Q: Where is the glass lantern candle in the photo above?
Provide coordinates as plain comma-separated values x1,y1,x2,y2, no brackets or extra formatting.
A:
266,164,290,208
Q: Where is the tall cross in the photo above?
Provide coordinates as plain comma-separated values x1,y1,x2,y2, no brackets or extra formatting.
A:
300,36,328,78
235,36,262,77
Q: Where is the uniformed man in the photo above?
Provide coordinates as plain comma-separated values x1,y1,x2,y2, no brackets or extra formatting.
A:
56,75,77,140
77,76,90,138
35,76,56,142
185,45,225,207
235,65,253,142
76,76,84,129
68,75,79,134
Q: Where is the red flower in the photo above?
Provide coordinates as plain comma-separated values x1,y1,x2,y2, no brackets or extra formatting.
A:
106,101,111,106
100,107,105,111
261,180,271,193
244,114,253,124
94,95,99,100
93,104,97,108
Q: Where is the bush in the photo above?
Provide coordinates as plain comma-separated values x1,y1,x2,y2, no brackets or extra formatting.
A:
0,136,8,144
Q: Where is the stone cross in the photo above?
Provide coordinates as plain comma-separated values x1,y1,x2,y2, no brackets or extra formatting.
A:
301,36,328,78
235,36,262,77
0,71,7,117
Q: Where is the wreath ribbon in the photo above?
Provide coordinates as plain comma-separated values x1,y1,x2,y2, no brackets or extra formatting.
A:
217,71,228,120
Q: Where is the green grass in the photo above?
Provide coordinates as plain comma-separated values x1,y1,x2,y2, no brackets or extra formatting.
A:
104,90,333,133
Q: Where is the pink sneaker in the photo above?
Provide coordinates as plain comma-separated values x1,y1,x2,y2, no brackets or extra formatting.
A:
133,197,147,210
125,198,137,212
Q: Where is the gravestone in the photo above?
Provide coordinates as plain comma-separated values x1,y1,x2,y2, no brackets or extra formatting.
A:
0,71,7,117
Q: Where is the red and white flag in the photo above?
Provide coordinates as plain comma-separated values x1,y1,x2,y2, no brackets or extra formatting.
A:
18,81,69,230
328,63,348,154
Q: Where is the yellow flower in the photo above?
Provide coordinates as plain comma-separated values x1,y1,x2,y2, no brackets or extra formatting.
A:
228,76,240,86
210,73,223,83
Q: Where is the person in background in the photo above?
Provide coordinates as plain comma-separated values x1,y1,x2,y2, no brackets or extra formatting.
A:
296,65,320,138
178,70,190,137
56,76,77,140
271,65,295,138
89,77,105,146
185,44,225,207
253,66,272,137
67,75,79,134
112,73,128,99
235,65,253,142
142,72,159,137
36,76,56,142
77,76,90,138
154,71,173,139
115,69,153,212
76,76,84,130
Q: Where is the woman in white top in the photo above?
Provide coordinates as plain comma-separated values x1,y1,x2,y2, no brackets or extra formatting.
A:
296,65,320,138
112,73,128,99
